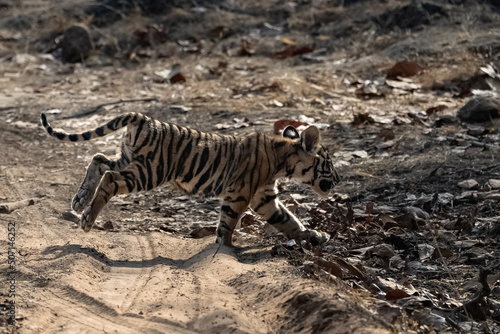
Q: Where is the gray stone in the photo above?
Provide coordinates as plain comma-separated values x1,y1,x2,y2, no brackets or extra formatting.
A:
61,25,93,63
457,96,500,122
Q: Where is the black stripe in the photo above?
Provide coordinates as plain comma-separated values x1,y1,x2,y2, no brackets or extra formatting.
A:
121,171,135,192
47,127,54,135
134,124,156,153
195,146,210,176
210,140,228,194
175,139,193,178
274,141,286,149
156,124,167,186
175,127,186,152
301,165,313,175
182,152,199,184
41,114,48,127
100,188,111,198
192,167,212,194
112,117,120,129
69,134,78,142
202,182,213,196
165,124,175,181
213,169,227,196
107,120,116,131
254,194,277,212
132,118,146,145
146,152,154,190
137,164,147,191
122,114,132,126
95,126,105,137
268,209,289,225
166,125,187,180
263,138,271,177
112,181,119,195
249,134,261,193
221,205,238,219
193,130,202,145
211,142,222,173
82,131,91,140
56,132,66,140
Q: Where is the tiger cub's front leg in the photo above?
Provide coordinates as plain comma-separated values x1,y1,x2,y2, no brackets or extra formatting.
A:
80,162,142,232
73,154,112,213
250,185,330,246
216,196,249,246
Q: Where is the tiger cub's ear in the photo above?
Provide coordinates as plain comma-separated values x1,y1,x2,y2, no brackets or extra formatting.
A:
282,126,300,140
300,126,320,154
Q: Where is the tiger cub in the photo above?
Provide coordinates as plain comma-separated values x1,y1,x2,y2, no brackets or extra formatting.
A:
40,112,339,246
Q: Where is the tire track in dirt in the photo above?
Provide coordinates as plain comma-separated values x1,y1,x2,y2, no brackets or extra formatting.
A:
106,234,158,313
0,143,191,332
38,286,194,334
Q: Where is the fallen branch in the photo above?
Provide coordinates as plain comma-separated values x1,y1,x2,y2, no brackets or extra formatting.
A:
61,97,159,119
0,198,41,214
450,268,492,323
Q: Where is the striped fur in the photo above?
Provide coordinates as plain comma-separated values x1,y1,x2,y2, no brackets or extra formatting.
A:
41,112,340,246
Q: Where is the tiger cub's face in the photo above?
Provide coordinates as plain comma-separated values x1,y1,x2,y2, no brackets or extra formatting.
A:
282,126,340,197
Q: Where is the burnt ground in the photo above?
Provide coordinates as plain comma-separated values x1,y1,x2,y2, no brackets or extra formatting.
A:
0,0,500,333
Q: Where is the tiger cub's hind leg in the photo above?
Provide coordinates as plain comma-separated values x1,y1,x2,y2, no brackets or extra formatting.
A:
216,197,250,246
80,165,140,232
72,154,113,213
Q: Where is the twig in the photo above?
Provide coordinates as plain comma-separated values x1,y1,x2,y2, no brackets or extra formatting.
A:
61,97,159,119
212,237,224,260
484,163,500,171
290,78,358,101
0,197,42,214
450,268,492,326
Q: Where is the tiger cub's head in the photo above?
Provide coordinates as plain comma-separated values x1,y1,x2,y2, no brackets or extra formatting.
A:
282,125,340,197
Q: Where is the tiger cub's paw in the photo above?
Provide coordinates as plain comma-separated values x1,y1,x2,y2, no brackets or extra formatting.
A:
72,187,91,213
80,206,95,232
308,230,330,246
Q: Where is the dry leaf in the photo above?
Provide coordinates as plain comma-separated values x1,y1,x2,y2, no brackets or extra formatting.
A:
387,60,422,79
271,45,314,59
280,37,295,45
385,289,411,301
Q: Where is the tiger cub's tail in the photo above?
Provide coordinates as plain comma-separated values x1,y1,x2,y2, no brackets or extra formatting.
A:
40,112,141,142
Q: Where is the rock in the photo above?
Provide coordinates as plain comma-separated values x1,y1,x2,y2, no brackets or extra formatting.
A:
484,192,500,200
12,53,37,66
102,221,114,230
457,96,500,122
458,179,479,189
488,179,500,189
61,25,93,63
190,226,216,238
405,206,430,221
352,150,369,159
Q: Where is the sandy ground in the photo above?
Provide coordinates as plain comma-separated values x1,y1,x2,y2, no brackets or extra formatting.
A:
1,0,500,333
